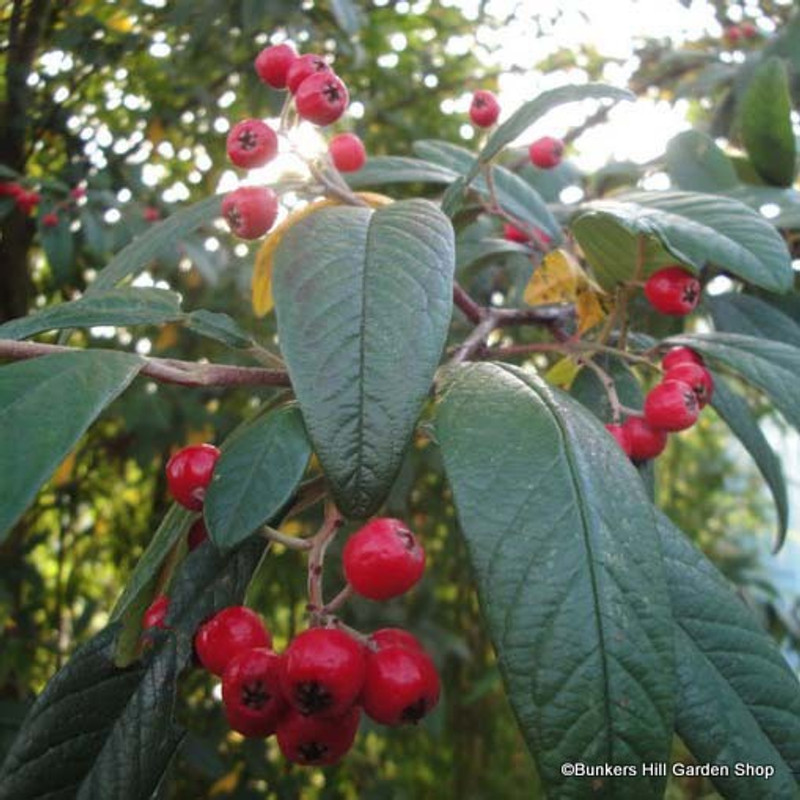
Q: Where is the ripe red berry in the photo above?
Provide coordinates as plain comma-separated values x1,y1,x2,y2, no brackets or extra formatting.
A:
142,595,170,631
295,72,349,126
42,212,59,228
143,206,160,222
16,190,41,215
70,186,86,200
280,628,365,717
662,346,704,371
725,25,742,44
528,136,564,169
277,706,360,766
166,443,220,510
622,417,668,461
226,119,278,169
369,628,424,653
0,182,23,198
222,648,288,737
362,646,440,726
194,606,272,677
644,267,700,316
469,90,500,127
329,133,366,172
665,363,714,408
222,186,278,240
286,53,331,94
503,223,529,243
741,22,758,39
605,423,632,457
254,43,297,89
187,518,208,551
644,379,699,432
343,518,425,601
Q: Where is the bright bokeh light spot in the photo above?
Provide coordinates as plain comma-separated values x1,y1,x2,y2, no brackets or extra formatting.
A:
104,209,121,224
149,42,171,58
559,185,584,204
135,338,152,355
759,203,781,219
641,172,671,191
706,276,734,296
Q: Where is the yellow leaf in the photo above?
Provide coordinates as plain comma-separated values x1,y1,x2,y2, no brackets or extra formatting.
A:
575,285,607,334
154,323,180,352
210,765,242,796
545,357,580,388
251,192,393,317
52,451,77,487
107,12,134,33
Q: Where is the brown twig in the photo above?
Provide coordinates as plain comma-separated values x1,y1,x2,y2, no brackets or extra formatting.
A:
306,501,344,623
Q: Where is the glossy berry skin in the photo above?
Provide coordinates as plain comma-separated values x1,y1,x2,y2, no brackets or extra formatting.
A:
644,379,699,432
254,43,297,89
286,53,331,94
741,22,758,39
725,25,742,44
277,706,360,766
622,417,668,461
665,363,714,408
226,119,278,169
187,518,208,551
329,133,366,172
295,72,349,126
343,518,425,601
222,648,288,737
369,628,424,653
469,90,500,127
42,212,59,228
280,628,365,717
362,646,440,726
605,423,632,457
222,186,278,240
662,346,704,371
142,595,170,631
528,136,564,169
644,267,700,316
194,606,272,677
166,443,220,510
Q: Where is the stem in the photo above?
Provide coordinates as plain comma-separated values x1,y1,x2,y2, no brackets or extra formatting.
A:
452,282,485,324
451,311,499,364
285,475,328,519
322,584,353,615
579,357,623,424
306,160,368,207
261,525,312,551
307,501,344,623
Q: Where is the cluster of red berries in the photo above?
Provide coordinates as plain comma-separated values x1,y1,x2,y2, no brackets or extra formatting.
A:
606,346,714,461
151,443,440,766
1,181,42,216
725,21,759,44
221,42,366,242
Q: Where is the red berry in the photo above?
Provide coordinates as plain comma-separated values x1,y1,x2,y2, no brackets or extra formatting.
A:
277,706,360,766
222,648,288,737
295,72,349,126
70,186,86,200
281,628,365,717
662,346,703,371
665,363,714,408
725,25,742,43
469,90,500,127
166,443,220,510
605,423,632,457
0,182,23,198
644,379,699,432
644,267,700,316
528,136,564,169
194,606,272,677
16,190,41,215
362,646,440,726
329,133,366,172
143,206,160,222
142,595,170,631
741,22,758,39
623,417,668,461
343,518,425,601
254,43,297,89
503,223,529,243
286,53,331,94
187,518,208,551
42,212,59,228
369,628,424,653
222,186,278,240
226,119,278,169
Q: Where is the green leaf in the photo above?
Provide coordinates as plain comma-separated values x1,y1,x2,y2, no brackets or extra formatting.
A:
739,57,797,188
435,362,674,799
330,0,362,35
0,288,183,341
470,84,633,179
665,130,739,193
726,185,800,230
456,236,531,272
273,200,455,518
0,351,143,541
184,309,254,349
708,373,788,552
345,156,458,188
40,215,75,284
665,332,800,431
569,357,643,422
657,512,800,798
204,405,312,549
709,292,800,349
571,190,793,293
88,195,222,293
0,537,265,800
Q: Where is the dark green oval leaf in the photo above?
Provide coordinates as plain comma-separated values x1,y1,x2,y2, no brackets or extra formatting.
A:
274,200,454,518
204,405,312,549
0,351,143,542
665,130,739,193
184,309,254,349
435,362,674,799
40,214,75,284
346,156,458,188
709,292,800,349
